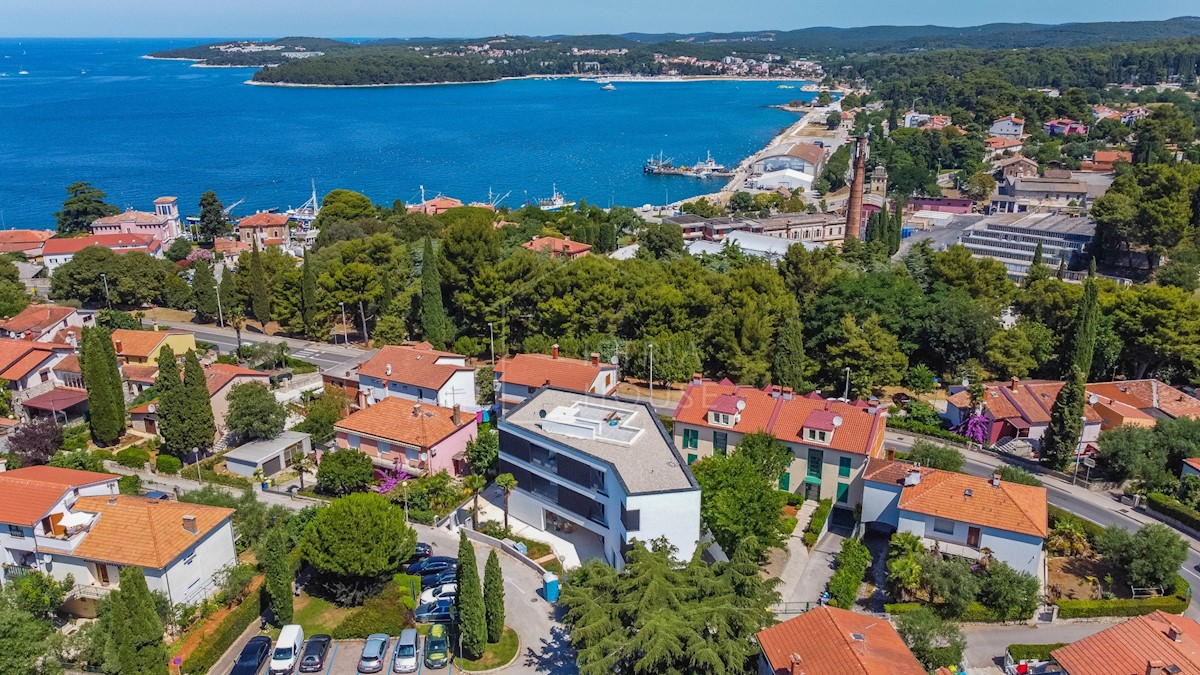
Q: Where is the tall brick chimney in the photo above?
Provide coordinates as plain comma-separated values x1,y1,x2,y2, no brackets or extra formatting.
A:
845,135,867,242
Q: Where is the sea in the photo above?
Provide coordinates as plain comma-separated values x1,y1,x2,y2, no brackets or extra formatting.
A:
0,38,814,228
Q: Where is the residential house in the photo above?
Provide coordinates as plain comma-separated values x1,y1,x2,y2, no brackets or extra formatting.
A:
236,212,290,248
1182,457,1200,481
985,136,1026,160
1091,104,1121,121
407,196,464,216
111,329,197,364
224,431,312,478
862,461,1047,576
673,377,888,509
353,343,477,410
990,175,1089,214
90,197,182,243
755,605,926,675
1050,611,1200,674
988,115,1026,139
0,466,236,617
902,110,932,128
521,236,592,259
660,214,707,241
1121,106,1151,125
497,388,701,570
1043,118,1088,136
752,143,826,176
0,230,53,258
41,234,163,274
335,397,477,476
994,155,1040,180
0,339,77,418
494,347,618,412
1081,150,1132,172
1084,379,1200,423
957,213,1095,280
0,304,89,342
129,362,270,440
213,236,251,263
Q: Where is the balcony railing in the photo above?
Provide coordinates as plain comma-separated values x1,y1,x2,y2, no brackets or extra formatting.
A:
68,584,113,600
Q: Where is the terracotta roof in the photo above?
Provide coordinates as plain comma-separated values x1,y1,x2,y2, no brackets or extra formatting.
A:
521,236,592,256
986,136,1024,150
865,460,1048,537
0,229,52,245
54,326,82,346
1051,611,1200,675
804,409,840,432
994,155,1037,168
1086,380,1200,420
237,212,290,228
213,237,251,254
153,196,177,204
357,344,471,391
756,606,925,675
122,363,159,383
0,338,72,381
335,396,473,448
1093,150,1132,164
42,233,157,256
21,387,88,411
71,495,234,569
129,400,156,415
92,209,169,226
495,352,616,394
0,304,76,336
110,329,187,359
994,115,1025,125
204,363,268,396
1185,457,1200,474
674,380,887,457
954,380,1104,425
709,394,744,415
0,466,118,526
784,143,826,165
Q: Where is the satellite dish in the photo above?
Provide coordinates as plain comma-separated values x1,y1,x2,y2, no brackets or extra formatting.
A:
1088,394,1099,405
962,378,970,387
735,400,746,411
610,355,619,365
832,415,843,428
148,404,156,414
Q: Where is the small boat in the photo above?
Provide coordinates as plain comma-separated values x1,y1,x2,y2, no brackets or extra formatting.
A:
537,185,576,211
18,70,29,75
777,84,794,89
601,83,616,91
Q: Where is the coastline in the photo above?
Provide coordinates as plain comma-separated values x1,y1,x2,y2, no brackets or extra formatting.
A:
242,73,818,89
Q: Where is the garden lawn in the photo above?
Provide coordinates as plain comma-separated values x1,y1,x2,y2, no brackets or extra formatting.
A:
292,592,356,635
456,627,519,671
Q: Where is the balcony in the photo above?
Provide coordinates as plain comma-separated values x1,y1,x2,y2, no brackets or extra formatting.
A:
68,584,114,600
33,524,91,554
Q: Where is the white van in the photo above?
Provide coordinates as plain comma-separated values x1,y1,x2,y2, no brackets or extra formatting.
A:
270,624,305,675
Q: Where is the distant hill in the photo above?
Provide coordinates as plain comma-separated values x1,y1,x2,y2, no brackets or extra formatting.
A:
147,37,355,66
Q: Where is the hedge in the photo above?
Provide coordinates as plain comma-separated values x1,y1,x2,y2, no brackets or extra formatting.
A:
885,601,1005,622
1056,576,1190,618
885,417,970,444
1008,644,1067,662
1146,492,1200,533
115,446,151,468
180,584,262,674
802,499,833,549
827,538,871,609
1047,504,1106,544
155,454,182,475
781,491,805,508
331,576,419,639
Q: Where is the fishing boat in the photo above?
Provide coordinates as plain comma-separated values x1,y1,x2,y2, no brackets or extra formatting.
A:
537,185,576,211
644,150,734,178
285,180,321,224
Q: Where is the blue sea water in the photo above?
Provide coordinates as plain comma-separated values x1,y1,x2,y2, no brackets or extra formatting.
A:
0,38,811,228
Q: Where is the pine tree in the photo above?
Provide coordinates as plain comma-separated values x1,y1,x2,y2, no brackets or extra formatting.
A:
104,566,168,675
154,345,187,457
81,326,124,446
483,550,505,643
456,529,487,658
771,316,813,392
191,259,219,323
247,242,271,326
300,251,318,338
182,350,216,451
198,190,230,241
420,238,451,349
1041,366,1086,470
263,526,294,626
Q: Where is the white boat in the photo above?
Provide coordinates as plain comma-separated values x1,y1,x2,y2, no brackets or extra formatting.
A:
537,185,576,211
601,83,616,91
284,180,321,224
18,70,29,75
777,84,794,89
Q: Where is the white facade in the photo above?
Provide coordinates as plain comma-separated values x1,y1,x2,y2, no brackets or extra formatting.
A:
988,118,1025,139
0,479,117,577
753,169,814,191
896,511,1043,577
495,367,617,412
360,368,477,410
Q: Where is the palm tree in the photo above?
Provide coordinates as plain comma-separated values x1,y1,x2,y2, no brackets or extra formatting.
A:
294,452,314,490
495,473,517,531
228,309,246,354
464,474,488,528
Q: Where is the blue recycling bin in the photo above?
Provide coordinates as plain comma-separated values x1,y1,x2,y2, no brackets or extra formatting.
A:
542,572,560,602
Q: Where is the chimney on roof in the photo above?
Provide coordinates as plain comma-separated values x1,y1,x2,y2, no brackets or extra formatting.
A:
991,473,1001,488
771,385,782,399
107,495,117,505
182,514,198,535
114,339,123,354
1011,377,1020,392
692,373,702,386
782,387,793,400
551,344,559,359
789,653,805,675
413,403,422,417
590,352,600,367
886,447,895,461
452,404,462,426
1168,624,1185,643
385,363,392,376
1147,661,1168,675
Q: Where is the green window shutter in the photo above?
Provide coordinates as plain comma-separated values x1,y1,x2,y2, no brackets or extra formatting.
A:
713,432,727,456
687,453,697,465
839,456,851,478
683,428,698,449
779,472,790,492
836,482,850,504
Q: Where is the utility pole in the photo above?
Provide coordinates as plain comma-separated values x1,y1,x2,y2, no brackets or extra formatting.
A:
215,275,224,328
842,367,851,401
339,302,347,346
358,300,369,346
488,322,496,368
100,272,111,309
648,342,654,402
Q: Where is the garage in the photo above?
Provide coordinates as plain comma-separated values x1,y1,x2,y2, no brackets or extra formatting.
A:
223,431,312,479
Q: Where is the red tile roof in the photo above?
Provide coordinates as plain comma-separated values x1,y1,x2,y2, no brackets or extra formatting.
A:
335,396,473,448
21,387,89,411
986,136,1024,150
0,304,76,336
42,233,158,256
1093,150,1133,164
0,338,72,381
91,210,169,226
495,352,616,394
756,606,925,675
521,236,592,256
121,363,159,383
0,229,52,245
865,460,1048,537
1051,611,1200,675
953,379,1103,425
674,380,888,457
237,212,290,228
1185,457,1200,474
994,115,1025,125
784,142,826,165
357,344,472,391
110,329,189,359
71,495,234,569
1086,380,1200,420
213,237,251,254
0,466,118,526
709,394,744,415
204,363,268,396
804,409,840,432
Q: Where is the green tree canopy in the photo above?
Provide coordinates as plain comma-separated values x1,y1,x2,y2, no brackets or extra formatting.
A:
55,181,119,235
315,448,375,496
224,382,286,442
301,492,415,605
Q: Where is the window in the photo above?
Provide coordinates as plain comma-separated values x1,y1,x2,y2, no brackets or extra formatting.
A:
720,413,730,425
184,553,196,566
686,453,698,465
836,482,849,504
7,524,23,538
682,428,699,449
779,472,790,491
807,450,823,478
838,457,851,478
933,518,955,535
713,432,728,456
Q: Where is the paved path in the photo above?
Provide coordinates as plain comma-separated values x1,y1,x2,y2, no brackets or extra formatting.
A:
137,314,367,369
961,621,1119,674
786,529,844,606
774,501,816,602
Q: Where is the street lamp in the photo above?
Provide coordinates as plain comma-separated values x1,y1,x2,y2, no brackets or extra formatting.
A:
215,276,225,328
1072,415,1088,485
338,301,347,346
842,367,851,401
402,480,410,523
488,322,495,368
193,447,202,485
100,272,111,309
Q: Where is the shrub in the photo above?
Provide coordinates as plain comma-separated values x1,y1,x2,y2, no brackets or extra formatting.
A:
781,491,805,508
1048,504,1106,544
802,499,833,549
886,417,970,444
1056,578,1190,618
997,465,1043,486
115,446,150,468
827,537,872,609
1147,492,1200,534
1008,644,1067,662
180,584,261,674
330,580,416,639
155,454,182,475
909,440,965,472
118,474,142,495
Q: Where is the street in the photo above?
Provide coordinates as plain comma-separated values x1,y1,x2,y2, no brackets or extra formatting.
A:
140,315,367,370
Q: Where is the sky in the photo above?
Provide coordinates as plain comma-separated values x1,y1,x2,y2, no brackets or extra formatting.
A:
3,0,1198,38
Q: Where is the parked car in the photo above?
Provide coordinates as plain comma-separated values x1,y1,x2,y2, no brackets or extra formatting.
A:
424,624,451,670
418,582,457,605
141,489,171,500
414,598,456,624
420,568,458,590
358,633,391,674
393,628,420,673
230,636,272,675
407,555,455,576
298,634,332,673
270,624,304,675
411,542,432,560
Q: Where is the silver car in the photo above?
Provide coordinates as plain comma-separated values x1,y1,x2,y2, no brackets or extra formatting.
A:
393,628,420,673
358,633,390,674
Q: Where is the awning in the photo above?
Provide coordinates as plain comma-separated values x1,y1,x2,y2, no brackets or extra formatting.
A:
803,475,822,485
59,511,91,528
21,388,89,412
1008,417,1031,430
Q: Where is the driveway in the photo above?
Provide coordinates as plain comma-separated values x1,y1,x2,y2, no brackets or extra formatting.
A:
961,621,1119,673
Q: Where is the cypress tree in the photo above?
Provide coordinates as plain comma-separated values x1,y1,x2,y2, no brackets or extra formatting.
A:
889,204,903,255
154,345,187,457
483,549,505,643
218,268,239,323
455,529,487,658
420,238,451,349
263,526,294,625
81,326,124,446
300,251,318,338
248,242,271,326
771,316,813,392
105,566,168,675
1025,242,1051,287
191,259,218,323
182,351,216,451
1061,264,1100,379
1041,367,1087,470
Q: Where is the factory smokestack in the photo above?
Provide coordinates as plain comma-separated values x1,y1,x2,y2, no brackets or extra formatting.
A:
845,135,867,241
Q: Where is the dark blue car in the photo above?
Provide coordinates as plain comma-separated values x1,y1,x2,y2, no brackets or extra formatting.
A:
230,635,272,675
